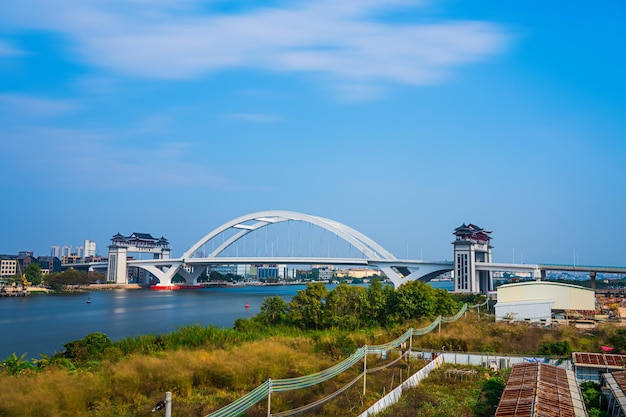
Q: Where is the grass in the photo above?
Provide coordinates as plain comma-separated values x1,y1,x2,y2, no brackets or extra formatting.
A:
0,312,619,416
377,364,507,417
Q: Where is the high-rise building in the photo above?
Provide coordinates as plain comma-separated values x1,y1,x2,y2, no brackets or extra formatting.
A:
84,240,97,259
452,223,493,294
50,246,60,258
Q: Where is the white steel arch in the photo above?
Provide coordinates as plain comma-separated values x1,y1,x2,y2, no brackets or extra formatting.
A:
182,210,397,262
127,210,454,288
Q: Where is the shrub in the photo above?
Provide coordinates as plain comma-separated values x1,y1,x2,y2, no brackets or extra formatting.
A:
63,332,112,361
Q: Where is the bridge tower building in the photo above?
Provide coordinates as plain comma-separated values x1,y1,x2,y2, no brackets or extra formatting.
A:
453,224,493,294
107,233,170,284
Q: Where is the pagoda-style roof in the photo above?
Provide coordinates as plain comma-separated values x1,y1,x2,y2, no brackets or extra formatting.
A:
453,223,492,243
129,232,157,240
110,232,169,248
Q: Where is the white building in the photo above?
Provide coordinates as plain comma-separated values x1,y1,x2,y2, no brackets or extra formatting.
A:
495,281,595,323
84,239,97,259
452,223,493,294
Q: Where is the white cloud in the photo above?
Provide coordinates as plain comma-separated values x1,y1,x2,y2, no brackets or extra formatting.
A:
0,0,509,90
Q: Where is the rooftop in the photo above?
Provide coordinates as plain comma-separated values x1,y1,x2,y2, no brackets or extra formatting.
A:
572,352,626,369
494,362,586,417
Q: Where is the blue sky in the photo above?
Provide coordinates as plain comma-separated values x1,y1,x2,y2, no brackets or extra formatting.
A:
1,0,624,267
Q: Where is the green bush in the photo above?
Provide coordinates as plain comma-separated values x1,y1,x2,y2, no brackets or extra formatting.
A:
537,340,571,356
63,332,112,361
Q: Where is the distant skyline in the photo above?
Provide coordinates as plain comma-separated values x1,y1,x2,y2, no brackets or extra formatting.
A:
1,1,624,266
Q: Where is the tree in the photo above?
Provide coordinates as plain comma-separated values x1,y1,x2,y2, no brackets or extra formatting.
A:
63,332,112,362
46,269,93,291
608,328,626,353
258,295,289,325
288,283,328,329
391,280,439,321
362,279,393,326
24,262,43,286
324,284,367,330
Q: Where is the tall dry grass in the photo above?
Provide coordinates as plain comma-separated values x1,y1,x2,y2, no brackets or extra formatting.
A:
0,313,614,416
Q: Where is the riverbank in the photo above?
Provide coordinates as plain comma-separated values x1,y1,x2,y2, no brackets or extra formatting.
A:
87,283,143,290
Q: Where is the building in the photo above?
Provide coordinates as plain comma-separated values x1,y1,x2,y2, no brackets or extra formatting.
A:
602,370,626,417
494,362,587,417
336,268,380,279
0,255,17,278
495,281,596,323
573,352,626,383
83,239,97,260
314,267,333,282
452,223,493,294
207,264,250,279
107,232,170,284
36,256,62,275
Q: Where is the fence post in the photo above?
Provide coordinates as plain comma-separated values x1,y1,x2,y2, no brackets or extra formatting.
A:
164,392,172,417
408,328,413,375
267,378,272,417
363,346,367,397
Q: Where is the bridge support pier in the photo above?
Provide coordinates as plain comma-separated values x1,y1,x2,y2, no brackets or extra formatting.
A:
590,271,596,290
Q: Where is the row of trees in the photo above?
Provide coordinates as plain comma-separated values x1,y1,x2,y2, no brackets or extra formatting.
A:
247,280,467,331
2,265,105,291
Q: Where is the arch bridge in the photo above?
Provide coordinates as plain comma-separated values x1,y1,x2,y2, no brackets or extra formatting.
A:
119,210,453,289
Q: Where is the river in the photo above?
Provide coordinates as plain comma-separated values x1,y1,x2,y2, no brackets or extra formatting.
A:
0,285,308,360
0,281,452,360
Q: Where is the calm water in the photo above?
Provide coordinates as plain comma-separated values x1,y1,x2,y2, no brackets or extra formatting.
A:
0,281,452,360
0,285,308,359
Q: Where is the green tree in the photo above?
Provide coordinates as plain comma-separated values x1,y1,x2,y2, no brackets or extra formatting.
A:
288,283,328,329
257,295,289,325
391,280,438,321
46,269,93,291
474,377,506,417
324,284,367,330
362,279,393,326
24,262,43,286
538,340,571,356
580,381,610,417
434,287,462,316
608,328,626,353
63,332,112,362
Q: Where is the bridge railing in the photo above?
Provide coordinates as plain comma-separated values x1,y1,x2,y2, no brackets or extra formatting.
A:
203,301,484,417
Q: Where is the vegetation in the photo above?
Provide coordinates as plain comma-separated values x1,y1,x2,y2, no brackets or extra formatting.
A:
24,262,43,285
580,381,610,417
44,269,105,291
377,364,507,417
1,281,622,416
249,280,462,331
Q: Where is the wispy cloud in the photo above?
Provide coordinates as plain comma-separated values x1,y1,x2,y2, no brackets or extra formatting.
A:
0,39,26,56
0,94,80,118
0,0,509,91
